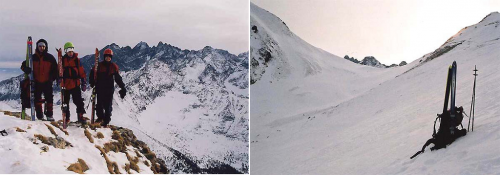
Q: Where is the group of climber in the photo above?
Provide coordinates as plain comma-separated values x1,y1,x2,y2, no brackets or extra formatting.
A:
20,39,126,127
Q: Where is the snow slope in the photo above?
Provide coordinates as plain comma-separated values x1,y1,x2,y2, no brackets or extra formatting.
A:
251,3,500,174
250,3,410,128
0,110,161,174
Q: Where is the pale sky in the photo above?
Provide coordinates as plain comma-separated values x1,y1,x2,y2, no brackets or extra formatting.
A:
252,0,500,65
0,0,249,68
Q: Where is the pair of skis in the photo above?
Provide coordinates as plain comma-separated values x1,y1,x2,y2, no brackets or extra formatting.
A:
21,37,35,121
443,61,457,134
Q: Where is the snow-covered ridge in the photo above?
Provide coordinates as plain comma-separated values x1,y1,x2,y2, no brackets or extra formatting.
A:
413,11,500,66
0,110,167,174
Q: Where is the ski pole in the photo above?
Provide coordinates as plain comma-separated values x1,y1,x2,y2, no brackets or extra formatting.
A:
469,66,478,132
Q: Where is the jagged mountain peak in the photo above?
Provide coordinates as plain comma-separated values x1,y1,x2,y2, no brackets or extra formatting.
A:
361,56,385,68
238,51,249,58
203,46,213,51
108,43,121,49
156,41,164,47
134,41,149,50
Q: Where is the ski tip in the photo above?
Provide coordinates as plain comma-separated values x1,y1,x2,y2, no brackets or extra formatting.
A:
410,151,423,159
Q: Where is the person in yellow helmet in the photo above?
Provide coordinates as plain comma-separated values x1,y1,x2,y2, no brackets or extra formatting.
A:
60,42,87,124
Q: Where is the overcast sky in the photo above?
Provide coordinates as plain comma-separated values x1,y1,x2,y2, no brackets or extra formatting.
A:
252,0,500,64
0,0,249,68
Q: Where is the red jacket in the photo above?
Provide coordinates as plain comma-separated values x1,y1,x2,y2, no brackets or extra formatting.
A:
89,61,125,93
61,53,86,90
20,39,58,83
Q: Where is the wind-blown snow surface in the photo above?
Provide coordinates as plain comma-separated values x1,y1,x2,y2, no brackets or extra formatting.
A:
0,112,154,174
0,42,249,173
251,3,500,175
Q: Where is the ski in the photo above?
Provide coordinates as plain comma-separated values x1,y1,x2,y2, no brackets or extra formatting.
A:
449,61,457,133
410,150,423,159
21,37,33,120
28,37,35,121
56,48,68,129
442,66,452,114
450,61,457,116
91,48,99,124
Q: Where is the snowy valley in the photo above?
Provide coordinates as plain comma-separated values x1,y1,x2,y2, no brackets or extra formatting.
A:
251,2,500,175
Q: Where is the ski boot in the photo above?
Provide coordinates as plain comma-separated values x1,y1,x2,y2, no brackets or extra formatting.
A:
78,113,87,126
100,120,109,128
64,117,70,126
95,117,103,123
46,116,55,121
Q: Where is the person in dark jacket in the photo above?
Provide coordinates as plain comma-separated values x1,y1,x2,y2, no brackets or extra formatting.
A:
89,48,126,127
20,39,58,121
61,42,87,124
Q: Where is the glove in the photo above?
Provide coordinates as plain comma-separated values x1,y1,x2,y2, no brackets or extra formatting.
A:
119,88,127,99
22,67,31,74
81,79,87,92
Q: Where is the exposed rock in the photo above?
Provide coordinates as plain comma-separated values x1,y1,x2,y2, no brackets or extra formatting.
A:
84,129,94,143
344,55,360,64
41,145,49,152
399,61,407,66
48,136,72,149
16,127,26,132
67,158,89,174
361,56,385,68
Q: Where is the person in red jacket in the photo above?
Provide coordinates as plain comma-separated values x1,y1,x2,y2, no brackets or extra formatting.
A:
61,42,87,124
89,48,126,127
21,39,58,121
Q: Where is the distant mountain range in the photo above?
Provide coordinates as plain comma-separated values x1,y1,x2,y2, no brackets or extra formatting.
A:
343,55,407,68
0,41,249,173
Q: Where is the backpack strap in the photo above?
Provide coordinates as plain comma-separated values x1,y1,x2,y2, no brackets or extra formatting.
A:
433,114,441,137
